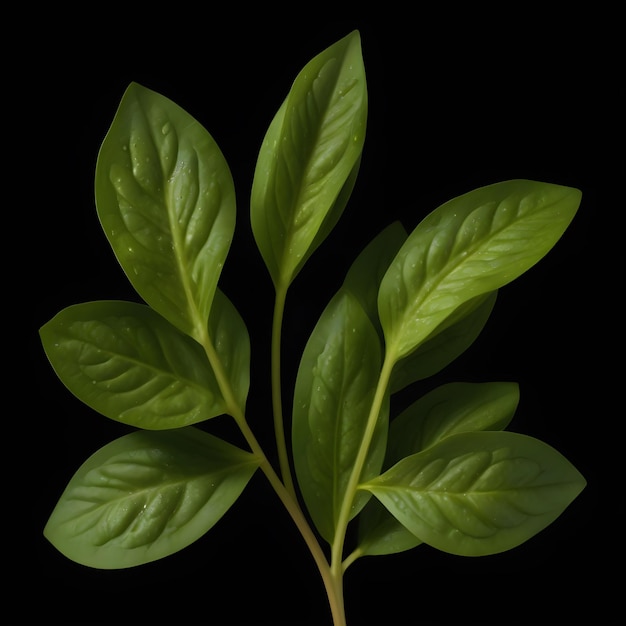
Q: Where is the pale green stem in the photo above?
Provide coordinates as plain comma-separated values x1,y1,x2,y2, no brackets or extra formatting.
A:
330,351,397,575
271,282,297,498
237,415,346,626
341,547,363,573
197,315,346,626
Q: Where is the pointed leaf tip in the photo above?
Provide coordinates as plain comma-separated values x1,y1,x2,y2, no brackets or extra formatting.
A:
95,82,236,342
44,428,260,569
379,180,582,359
251,30,367,288
363,430,586,556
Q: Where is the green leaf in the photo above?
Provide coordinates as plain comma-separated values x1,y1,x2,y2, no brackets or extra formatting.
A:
355,496,424,557
208,289,251,412
343,221,408,337
379,180,582,360
44,427,260,569
95,82,236,343
40,300,228,429
341,221,496,392
356,381,517,556
361,430,586,556
387,381,519,460
390,291,497,393
292,289,387,543
251,30,367,288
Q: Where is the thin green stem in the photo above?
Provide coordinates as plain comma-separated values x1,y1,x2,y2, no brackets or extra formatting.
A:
271,282,296,498
237,415,346,626
330,350,396,574
342,547,363,573
198,312,346,626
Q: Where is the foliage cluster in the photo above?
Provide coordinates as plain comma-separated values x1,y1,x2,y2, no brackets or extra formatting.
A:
40,31,585,625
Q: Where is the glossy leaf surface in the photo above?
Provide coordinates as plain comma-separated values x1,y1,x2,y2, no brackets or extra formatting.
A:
387,381,519,461
292,290,386,543
389,291,497,393
355,496,425,557
361,430,586,556
44,427,260,568
357,382,518,556
343,221,408,337
208,288,251,412
95,82,236,343
379,180,581,359
40,300,227,429
251,30,367,288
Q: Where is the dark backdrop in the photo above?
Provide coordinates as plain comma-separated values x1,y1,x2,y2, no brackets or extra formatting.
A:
14,5,622,625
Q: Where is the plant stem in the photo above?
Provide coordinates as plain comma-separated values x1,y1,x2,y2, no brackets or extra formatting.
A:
237,415,346,626
330,350,396,575
342,547,363,573
271,282,297,498
199,316,346,625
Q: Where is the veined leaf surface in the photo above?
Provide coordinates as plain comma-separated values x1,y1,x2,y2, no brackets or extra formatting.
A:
357,382,517,556
389,291,497,393
95,82,235,343
44,427,260,569
387,381,519,460
40,300,227,429
355,496,424,557
361,430,586,556
292,290,386,543
208,288,251,412
251,30,367,288
379,180,581,359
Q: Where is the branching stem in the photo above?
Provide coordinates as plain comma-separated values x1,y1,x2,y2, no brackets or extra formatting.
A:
271,282,296,498
330,350,396,577
199,306,347,626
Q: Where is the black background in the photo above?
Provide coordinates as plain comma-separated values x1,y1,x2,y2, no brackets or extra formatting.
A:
13,4,623,625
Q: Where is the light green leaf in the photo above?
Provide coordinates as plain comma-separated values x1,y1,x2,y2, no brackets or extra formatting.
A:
95,82,236,343
361,430,586,556
251,30,367,288
390,291,497,393
357,381,517,556
379,180,581,360
39,300,227,429
292,289,387,543
44,427,260,569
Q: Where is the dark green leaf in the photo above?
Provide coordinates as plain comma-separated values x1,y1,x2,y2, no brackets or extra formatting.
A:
343,221,408,337
292,290,386,543
40,300,226,429
356,497,424,557
387,381,519,460
95,82,236,343
208,289,251,412
44,427,260,568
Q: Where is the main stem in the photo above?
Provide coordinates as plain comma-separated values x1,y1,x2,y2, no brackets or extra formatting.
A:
199,304,346,626
237,416,346,626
